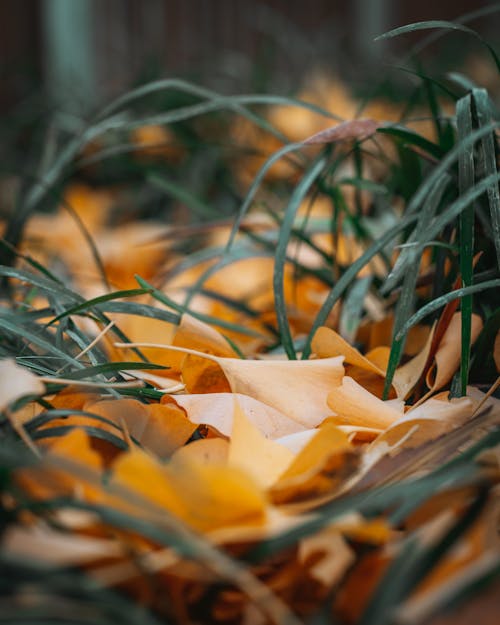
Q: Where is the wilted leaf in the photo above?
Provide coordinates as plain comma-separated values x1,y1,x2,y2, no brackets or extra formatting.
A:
228,399,294,489
116,342,345,426
303,119,380,145
169,392,304,438
0,358,45,412
327,376,403,429
87,398,197,458
426,313,483,392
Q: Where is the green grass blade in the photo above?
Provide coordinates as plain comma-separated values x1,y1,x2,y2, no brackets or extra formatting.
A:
134,275,265,339
375,20,500,73
225,142,304,252
457,94,475,396
0,311,83,368
396,279,500,339
473,88,500,270
339,276,372,342
273,157,326,359
383,176,449,398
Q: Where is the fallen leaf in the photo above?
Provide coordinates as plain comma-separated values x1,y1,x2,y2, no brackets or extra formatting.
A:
426,313,483,392
116,342,345,426
327,376,403,429
312,326,385,376
270,422,358,505
303,119,380,145
393,324,435,399
0,359,45,412
168,392,304,438
87,398,197,458
228,399,294,489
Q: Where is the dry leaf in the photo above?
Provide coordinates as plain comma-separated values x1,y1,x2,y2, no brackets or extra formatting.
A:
312,326,385,376
270,422,358,504
171,438,229,465
111,446,266,532
228,399,294,489
299,527,355,587
0,358,45,412
327,376,403,429
303,119,380,145
169,392,304,438
393,324,435,399
426,313,483,392
2,522,124,566
116,342,345,426
85,398,197,458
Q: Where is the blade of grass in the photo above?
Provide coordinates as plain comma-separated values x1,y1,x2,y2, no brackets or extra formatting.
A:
273,157,327,359
134,275,265,339
457,93,475,396
383,175,449,398
473,88,500,270
396,279,500,339
375,20,500,73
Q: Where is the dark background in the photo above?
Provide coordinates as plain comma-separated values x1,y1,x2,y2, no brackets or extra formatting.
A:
1,0,498,115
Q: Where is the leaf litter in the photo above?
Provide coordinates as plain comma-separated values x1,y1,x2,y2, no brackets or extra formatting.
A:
1,50,500,625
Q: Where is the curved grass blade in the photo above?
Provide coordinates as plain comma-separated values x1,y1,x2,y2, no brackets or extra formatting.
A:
383,175,449,397
273,157,326,359
396,279,500,339
0,311,84,368
457,93,475,396
134,275,265,339
47,288,178,326
473,88,500,270
383,125,499,293
375,20,500,73
225,141,305,252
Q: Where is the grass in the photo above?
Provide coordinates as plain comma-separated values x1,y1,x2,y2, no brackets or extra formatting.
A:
0,11,500,625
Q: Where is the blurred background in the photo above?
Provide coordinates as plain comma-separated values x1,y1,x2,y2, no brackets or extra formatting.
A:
1,0,499,117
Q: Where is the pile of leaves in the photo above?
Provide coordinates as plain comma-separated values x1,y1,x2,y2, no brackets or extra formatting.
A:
1,17,500,625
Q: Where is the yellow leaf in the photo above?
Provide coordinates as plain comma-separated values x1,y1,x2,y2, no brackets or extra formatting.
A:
271,422,358,505
115,342,345,426
86,398,196,458
111,446,266,532
228,399,294,489
327,376,403,429
426,312,483,392
0,359,45,413
170,392,304,438
171,438,229,465
312,326,385,376
393,323,435,399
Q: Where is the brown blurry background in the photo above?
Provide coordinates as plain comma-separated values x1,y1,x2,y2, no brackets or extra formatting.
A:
0,0,498,116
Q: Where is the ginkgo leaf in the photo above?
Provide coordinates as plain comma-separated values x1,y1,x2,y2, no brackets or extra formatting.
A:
270,422,358,505
362,399,476,474
426,312,483,391
171,437,229,465
299,527,355,587
392,324,435,399
0,359,45,412
227,399,294,489
169,392,304,438
116,342,345,425
87,398,197,458
111,447,266,532
312,326,385,376
16,428,103,502
327,376,403,429
2,523,124,566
